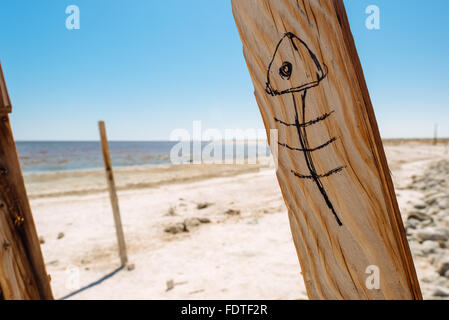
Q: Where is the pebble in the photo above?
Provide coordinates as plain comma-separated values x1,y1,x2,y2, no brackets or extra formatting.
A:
184,218,201,228
427,207,439,216
166,279,175,291
165,217,212,234
247,219,258,225
57,232,65,240
413,202,428,210
406,218,420,230
425,193,445,206
421,240,439,254
409,241,423,257
432,286,449,297
127,263,135,271
442,216,449,228
407,210,430,222
197,202,213,210
164,223,187,234
416,227,449,242
438,198,449,210
437,257,449,276
225,209,241,216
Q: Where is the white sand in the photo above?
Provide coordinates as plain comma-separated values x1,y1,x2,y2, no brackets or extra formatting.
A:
27,141,449,299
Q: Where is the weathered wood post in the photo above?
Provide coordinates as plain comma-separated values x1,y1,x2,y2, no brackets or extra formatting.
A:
0,62,53,299
98,121,128,267
232,0,422,299
433,124,438,146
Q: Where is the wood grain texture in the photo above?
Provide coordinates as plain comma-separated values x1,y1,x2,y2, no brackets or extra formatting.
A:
232,0,421,299
0,64,11,114
0,63,53,299
99,121,128,267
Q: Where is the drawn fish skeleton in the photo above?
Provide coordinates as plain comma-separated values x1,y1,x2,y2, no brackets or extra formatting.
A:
266,32,345,226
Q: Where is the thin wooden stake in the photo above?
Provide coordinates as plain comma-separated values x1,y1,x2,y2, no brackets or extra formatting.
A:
0,62,53,299
232,0,421,299
98,121,128,266
433,123,438,146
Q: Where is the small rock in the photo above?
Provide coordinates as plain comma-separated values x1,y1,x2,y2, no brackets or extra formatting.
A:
427,207,440,216
417,227,449,242
439,241,448,249
225,209,241,216
407,228,417,238
437,257,449,276
437,208,448,217
247,219,258,225
407,210,430,222
432,286,449,297
166,206,177,216
166,279,175,291
443,216,449,228
405,218,420,230
57,232,65,240
197,202,213,210
417,184,428,191
127,263,135,271
421,240,439,254
413,202,428,210
421,276,437,284
39,236,45,244
424,190,440,198
425,193,446,206
198,218,211,224
408,241,424,257
165,217,210,234
438,198,449,210
164,223,187,234
421,219,436,228
184,218,201,228
189,289,205,295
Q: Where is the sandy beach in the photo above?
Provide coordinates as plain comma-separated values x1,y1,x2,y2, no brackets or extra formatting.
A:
26,140,449,300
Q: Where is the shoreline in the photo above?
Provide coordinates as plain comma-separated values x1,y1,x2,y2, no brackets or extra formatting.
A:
20,139,449,174
24,160,272,199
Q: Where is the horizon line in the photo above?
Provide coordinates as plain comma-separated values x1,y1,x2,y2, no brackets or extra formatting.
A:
14,137,449,143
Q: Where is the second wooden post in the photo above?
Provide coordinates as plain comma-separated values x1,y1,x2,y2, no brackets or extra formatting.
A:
98,121,128,267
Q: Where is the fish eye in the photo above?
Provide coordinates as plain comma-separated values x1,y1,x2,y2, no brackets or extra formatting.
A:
279,61,292,80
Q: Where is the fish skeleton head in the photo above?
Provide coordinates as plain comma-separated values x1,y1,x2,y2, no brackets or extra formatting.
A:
266,32,326,96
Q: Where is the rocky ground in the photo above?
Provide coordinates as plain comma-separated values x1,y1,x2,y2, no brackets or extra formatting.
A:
404,160,449,299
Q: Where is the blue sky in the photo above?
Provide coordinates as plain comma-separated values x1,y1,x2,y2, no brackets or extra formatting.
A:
0,0,448,140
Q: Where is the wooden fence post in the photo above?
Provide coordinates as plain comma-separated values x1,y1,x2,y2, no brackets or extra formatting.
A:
433,124,438,146
231,0,422,299
98,121,128,267
0,62,53,299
